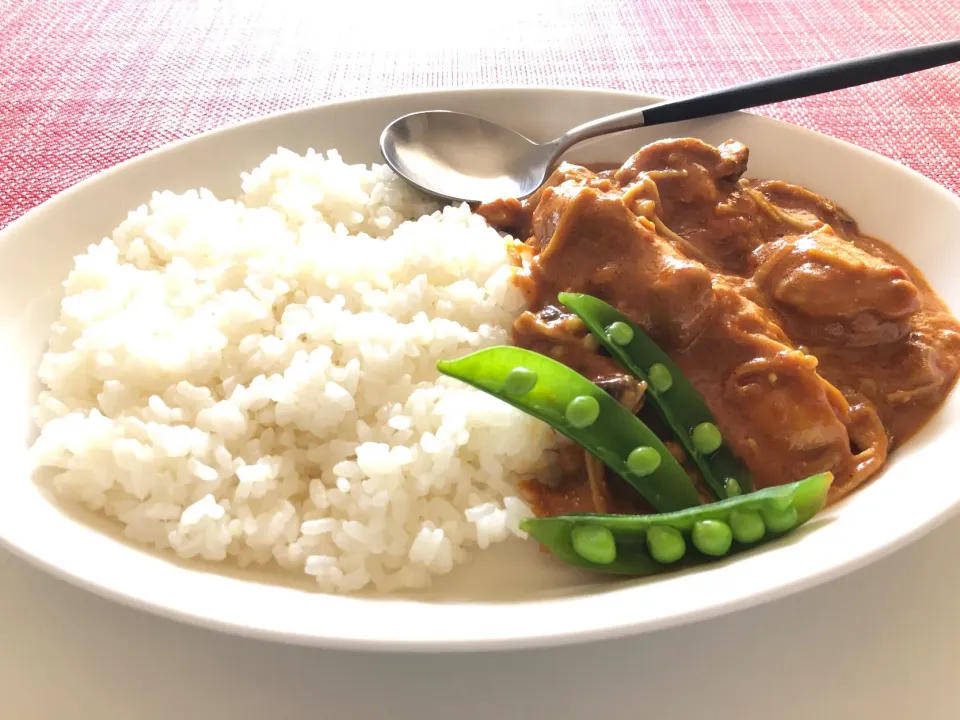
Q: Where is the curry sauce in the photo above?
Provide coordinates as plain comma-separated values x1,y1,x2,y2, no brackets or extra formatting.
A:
478,138,960,515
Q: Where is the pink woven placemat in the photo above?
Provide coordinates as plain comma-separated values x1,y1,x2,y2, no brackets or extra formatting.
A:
1,0,958,230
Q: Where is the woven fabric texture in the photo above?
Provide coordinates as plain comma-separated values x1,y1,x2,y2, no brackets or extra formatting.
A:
1,0,958,230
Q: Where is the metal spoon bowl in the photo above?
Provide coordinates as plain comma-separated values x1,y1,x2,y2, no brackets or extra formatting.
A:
381,40,960,204
380,110,556,203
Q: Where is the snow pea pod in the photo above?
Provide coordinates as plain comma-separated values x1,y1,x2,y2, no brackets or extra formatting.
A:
437,346,701,513
520,472,832,575
558,292,753,499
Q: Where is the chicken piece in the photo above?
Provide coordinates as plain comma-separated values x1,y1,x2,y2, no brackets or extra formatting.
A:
724,351,853,484
674,283,855,488
814,328,958,433
751,225,921,346
474,197,526,236
476,162,612,241
752,226,919,319
614,139,781,272
615,137,749,192
529,184,715,348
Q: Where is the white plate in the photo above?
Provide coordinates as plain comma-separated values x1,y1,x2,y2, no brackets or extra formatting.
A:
2,88,959,651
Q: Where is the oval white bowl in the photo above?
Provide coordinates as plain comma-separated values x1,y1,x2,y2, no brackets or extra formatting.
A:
2,88,959,651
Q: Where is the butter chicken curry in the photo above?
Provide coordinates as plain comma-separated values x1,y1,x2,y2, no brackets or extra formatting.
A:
477,138,960,517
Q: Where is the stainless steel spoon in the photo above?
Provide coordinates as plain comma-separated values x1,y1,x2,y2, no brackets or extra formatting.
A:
381,40,960,204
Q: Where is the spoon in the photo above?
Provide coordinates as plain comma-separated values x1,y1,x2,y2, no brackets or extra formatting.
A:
381,40,960,204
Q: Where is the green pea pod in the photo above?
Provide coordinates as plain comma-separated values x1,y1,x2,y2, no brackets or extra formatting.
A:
521,472,832,575
437,346,701,513
558,292,753,499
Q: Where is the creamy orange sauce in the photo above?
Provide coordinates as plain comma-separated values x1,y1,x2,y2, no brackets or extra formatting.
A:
478,138,960,515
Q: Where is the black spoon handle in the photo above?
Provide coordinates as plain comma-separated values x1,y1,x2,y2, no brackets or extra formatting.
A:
641,40,960,127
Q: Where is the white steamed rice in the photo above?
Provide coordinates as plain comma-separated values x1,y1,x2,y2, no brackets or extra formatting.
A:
30,148,557,593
